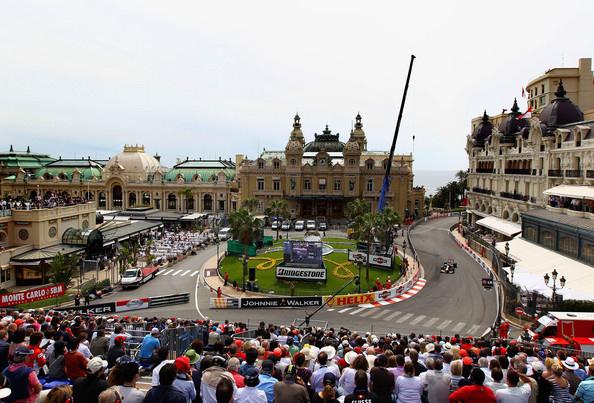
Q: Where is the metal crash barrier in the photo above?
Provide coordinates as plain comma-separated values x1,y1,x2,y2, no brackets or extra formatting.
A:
149,293,190,308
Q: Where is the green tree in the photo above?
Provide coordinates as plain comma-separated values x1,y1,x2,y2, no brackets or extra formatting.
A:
49,252,78,287
145,239,155,266
117,243,132,275
351,212,376,281
270,199,289,240
375,207,400,249
346,199,371,222
228,208,263,290
181,188,193,213
242,198,259,214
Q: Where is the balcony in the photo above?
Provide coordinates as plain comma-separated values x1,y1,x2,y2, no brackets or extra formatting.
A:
476,168,495,174
565,169,582,178
548,169,563,177
587,170,594,179
499,191,529,202
471,187,494,195
504,169,531,175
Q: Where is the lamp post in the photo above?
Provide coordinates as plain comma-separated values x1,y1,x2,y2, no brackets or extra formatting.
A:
402,239,407,259
544,269,566,307
354,255,365,293
510,263,515,283
504,241,510,265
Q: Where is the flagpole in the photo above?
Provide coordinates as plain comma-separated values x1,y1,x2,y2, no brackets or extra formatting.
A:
378,54,416,213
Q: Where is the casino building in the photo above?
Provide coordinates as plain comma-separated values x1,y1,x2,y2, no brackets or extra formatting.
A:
237,114,425,220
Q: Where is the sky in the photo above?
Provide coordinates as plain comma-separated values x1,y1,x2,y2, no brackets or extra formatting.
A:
1,0,593,172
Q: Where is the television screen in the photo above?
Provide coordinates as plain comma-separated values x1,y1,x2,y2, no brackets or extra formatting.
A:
283,241,323,266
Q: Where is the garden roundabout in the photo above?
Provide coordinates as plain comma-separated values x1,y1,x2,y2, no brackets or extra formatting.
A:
219,234,402,296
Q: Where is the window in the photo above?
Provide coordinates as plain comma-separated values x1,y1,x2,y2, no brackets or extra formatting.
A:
334,180,341,191
559,236,578,257
273,180,280,191
1,267,10,283
541,84,544,93
349,180,355,191
258,160,264,169
257,179,264,191
218,200,225,211
290,159,296,166
366,160,374,170
366,179,373,192
273,160,280,169
319,178,326,191
304,179,311,190
203,194,213,211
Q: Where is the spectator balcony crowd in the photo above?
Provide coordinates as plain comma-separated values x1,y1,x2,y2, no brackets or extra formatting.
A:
1,192,88,211
0,309,591,403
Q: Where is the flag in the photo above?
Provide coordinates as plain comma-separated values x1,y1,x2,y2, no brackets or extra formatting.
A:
377,176,390,212
518,105,532,119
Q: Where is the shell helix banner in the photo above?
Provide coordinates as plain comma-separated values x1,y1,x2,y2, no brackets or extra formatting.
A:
324,293,376,306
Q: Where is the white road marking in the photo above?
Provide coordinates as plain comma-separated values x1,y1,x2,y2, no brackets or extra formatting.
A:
161,269,173,276
423,317,440,327
360,309,376,317
437,319,452,329
190,271,199,277
396,313,414,323
327,308,335,312
171,270,183,276
180,270,191,276
384,311,402,321
372,310,390,319
349,307,368,315
409,315,427,326
466,325,481,335
338,308,352,314
451,322,466,332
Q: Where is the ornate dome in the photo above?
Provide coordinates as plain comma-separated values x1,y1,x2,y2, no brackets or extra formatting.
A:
472,111,493,148
539,80,584,136
343,137,360,153
104,145,161,177
285,139,303,153
499,99,528,143
303,125,345,153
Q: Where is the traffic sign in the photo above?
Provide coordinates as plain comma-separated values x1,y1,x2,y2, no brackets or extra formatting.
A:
515,307,525,316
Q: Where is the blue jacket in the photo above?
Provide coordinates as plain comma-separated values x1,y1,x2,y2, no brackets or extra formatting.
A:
143,385,186,403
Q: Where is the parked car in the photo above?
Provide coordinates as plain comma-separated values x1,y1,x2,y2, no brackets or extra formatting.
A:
281,220,292,231
294,220,305,231
218,227,232,240
306,220,316,230
271,220,280,230
318,221,327,231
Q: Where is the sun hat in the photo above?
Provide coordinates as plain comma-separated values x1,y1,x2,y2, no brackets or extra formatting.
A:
175,356,191,372
443,342,452,351
184,349,199,365
87,357,108,374
345,351,358,365
425,343,435,353
562,357,579,371
0,388,11,399
320,346,336,360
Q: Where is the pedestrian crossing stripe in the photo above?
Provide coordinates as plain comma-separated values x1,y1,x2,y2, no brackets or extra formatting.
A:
157,269,199,276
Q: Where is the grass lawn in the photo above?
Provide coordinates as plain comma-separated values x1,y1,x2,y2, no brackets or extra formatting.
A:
13,294,72,310
221,250,401,296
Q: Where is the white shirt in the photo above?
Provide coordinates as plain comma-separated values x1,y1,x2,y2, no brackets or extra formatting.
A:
235,386,267,403
151,360,174,386
495,384,531,403
78,343,92,358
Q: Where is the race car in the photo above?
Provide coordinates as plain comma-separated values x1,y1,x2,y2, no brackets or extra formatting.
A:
440,258,457,274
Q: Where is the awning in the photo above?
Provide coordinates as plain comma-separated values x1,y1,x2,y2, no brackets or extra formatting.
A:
476,216,522,237
180,213,207,221
496,238,594,301
543,185,594,200
468,209,489,218
10,244,85,264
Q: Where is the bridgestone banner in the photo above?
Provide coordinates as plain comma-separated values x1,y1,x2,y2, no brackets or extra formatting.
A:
240,297,323,308
0,284,65,307
275,265,327,281
54,302,116,315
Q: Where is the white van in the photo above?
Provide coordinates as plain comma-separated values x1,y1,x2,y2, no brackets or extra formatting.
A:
218,227,232,240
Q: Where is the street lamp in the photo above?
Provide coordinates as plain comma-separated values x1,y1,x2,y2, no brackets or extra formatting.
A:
504,241,510,265
402,239,407,259
544,269,566,307
510,263,515,283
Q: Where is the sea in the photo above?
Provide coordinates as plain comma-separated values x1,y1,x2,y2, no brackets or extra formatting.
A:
413,170,458,196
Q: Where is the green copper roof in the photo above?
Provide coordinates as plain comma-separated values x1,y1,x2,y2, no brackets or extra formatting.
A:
35,166,102,182
164,167,236,183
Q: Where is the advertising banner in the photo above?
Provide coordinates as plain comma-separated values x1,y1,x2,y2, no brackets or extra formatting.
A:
54,302,116,315
348,250,393,269
240,296,323,308
324,293,375,306
0,284,65,307
116,297,150,312
276,265,327,281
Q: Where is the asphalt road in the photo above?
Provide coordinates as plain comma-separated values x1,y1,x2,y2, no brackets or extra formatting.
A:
100,217,497,337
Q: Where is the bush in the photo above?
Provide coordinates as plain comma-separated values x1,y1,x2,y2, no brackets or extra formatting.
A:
98,279,110,288
80,279,97,296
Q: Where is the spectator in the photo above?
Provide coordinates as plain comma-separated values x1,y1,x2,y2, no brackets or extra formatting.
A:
227,357,245,388
340,353,369,396
90,329,109,358
64,339,88,382
575,363,594,403
312,372,339,403
108,325,131,348
152,347,174,387
485,367,507,394
44,385,73,403
73,356,109,403
424,358,451,403
344,369,378,403
295,352,313,395
394,362,422,403
46,341,67,381
216,377,235,403
139,328,161,368
116,360,145,403
200,355,235,403
494,369,531,403
449,360,464,392
448,367,495,403
560,357,581,396
236,367,267,403
172,356,196,403
25,332,47,375
143,363,186,403
273,364,309,403
369,355,394,403
0,330,10,371
311,352,340,393
3,346,42,403
107,336,126,368
546,363,573,403
409,350,426,376
239,348,259,376
257,359,279,403
97,386,123,403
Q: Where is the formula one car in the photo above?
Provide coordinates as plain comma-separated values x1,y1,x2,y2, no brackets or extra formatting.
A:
440,258,457,274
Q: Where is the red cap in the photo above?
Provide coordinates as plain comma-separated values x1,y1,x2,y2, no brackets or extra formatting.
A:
354,347,362,354
175,356,191,372
459,349,468,357
273,347,282,358
462,357,473,366
15,319,24,326
115,335,127,344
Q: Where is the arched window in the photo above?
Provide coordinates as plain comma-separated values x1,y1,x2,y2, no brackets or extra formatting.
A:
112,185,123,208
167,193,177,210
129,193,137,207
203,194,213,211
273,160,280,169
366,160,374,170
58,173,68,181
142,192,151,206
99,192,106,208
43,172,52,180
257,160,264,169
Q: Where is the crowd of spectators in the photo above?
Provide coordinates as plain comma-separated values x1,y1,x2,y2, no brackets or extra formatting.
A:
0,309,592,403
1,192,87,211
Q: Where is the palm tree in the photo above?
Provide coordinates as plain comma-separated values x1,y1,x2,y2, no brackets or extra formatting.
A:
49,252,78,288
228,208,263,290
270,200,289,240
375,207,400,250
346,199,371,222
242,198,259,214
352,212,376,282
181,187,193,213
117,243,132,277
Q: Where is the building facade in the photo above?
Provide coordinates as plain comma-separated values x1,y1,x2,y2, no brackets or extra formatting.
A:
466,58,594,232
238,114,425,220
0,145,239,216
